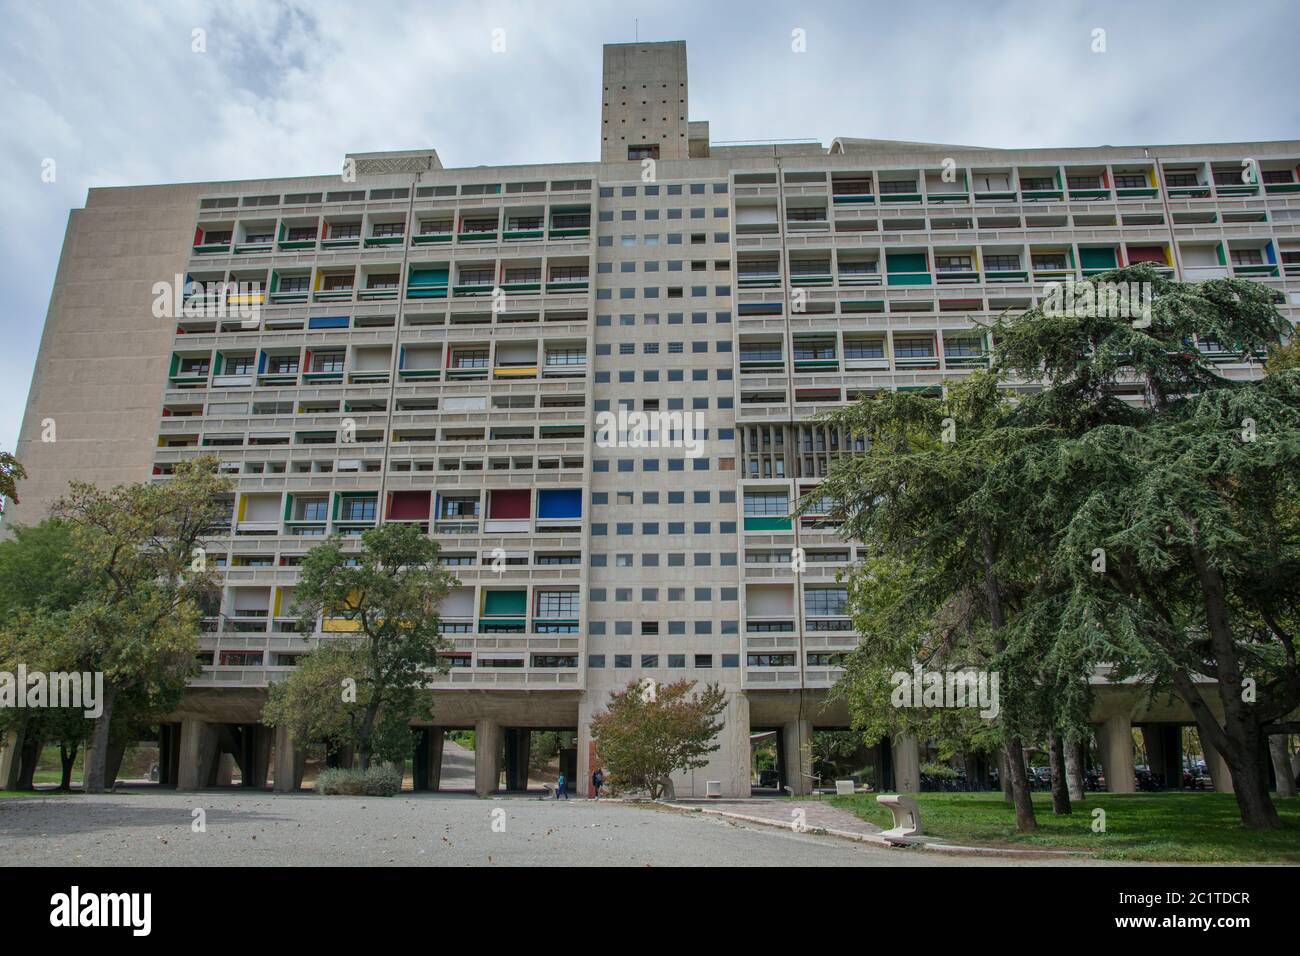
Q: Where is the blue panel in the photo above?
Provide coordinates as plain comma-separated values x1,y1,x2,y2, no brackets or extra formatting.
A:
537,488,581,518
308,316,350,329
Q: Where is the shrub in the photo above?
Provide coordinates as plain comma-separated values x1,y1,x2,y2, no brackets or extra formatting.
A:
315,766,403,797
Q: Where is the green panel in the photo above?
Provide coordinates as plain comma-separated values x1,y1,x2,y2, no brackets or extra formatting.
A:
886,253,927,273
1216,243,1226,266
744,516,792,531
483,590,526,616
1079,248,1117,269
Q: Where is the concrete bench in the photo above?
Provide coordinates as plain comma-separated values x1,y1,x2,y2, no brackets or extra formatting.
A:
876,794,922,842
834,779,856,796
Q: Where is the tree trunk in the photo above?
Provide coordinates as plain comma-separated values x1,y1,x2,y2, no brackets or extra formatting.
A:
1048,736,1072,814
1186,546,1281,828
59,742,79,791
1004,738,1038,831
83,682,118,794
16,732,42,791
980,527,1038,832
1270,735,1296,798
1064,739,1086,800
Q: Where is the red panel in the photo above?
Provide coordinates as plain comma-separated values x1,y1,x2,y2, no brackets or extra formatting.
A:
387,491,430,520
488,489,530,519
1127,246,1165,264
194,227,204,245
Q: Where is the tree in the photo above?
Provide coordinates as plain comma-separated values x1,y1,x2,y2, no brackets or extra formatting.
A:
590,679,727,800
49,456,231,793
809,374,1053,830
0,449,25,518
282,522,457,770
987,265,1299,828
0,521,87,790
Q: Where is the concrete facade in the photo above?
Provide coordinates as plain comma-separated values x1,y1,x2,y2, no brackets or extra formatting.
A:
6,42,1300,797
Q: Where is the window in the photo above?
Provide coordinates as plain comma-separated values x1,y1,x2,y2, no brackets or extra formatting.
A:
878,180,915,194
934,255,972,272
1113,173,1147,189
744,492,788,516
893,337,935,358
1230,248,1263,266
1019,177,1054,191
1263,170,1294,184
1067,176,1102,189
329,222,361,239
371,222,404,237
1032,254,1067,270
805,588,848,616
279,275,309,293
984,254,1020,271
1164,171,1199,187
312,352,345,373
224,356,254,375
536,591,579,616
267,355,299,374
322,274,354,291
341,497,376,521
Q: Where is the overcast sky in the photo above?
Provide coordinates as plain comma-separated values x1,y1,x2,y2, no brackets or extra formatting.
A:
1,0,1297,453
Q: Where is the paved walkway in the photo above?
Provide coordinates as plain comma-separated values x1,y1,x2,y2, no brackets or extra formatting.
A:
677,798,884,839
0,791,1109,866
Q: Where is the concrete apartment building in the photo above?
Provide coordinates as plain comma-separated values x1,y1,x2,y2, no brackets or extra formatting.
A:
5,41,1300,797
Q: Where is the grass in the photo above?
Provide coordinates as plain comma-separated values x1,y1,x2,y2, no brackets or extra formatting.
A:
829,791,1300,862
0,790,74,798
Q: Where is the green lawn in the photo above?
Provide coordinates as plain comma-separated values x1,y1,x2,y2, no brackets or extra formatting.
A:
830,791,1300,862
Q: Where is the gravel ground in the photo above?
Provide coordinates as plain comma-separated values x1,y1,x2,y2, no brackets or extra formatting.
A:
0,790,1108,866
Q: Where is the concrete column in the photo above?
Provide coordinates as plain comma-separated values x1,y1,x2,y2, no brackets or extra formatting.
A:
1,727,25,791
248,725,272,788
1270,736,1296,797
272,723,304,793
428,728,444,791
577,692,593,798
1064,741,1085,801
892,733,921,793
781,719,813,796
214,752,236,786
1140,725,1164,779
473,718,501,797
176,719,220,791
1095,716,1136,793
1203,739,1233,793
504,729,531,791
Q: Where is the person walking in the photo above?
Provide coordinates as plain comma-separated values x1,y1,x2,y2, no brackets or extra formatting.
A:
591,767,604,799
555,771,568,799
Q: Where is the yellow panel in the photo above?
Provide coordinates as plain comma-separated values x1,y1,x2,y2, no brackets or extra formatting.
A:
322,618,360,632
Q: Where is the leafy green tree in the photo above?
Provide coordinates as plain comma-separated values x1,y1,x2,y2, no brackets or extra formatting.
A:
263,641,421,767
987,265,1298,828
809,374,1051,830
1265,337,1300,374
49,456,231,792
282,522,457,770
0,449,25,518
591,679,727,800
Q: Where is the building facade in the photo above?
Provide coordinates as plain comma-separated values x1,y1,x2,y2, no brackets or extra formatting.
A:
7,42,1299,796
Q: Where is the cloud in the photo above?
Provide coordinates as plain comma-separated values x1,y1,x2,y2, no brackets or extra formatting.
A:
1,0,1296,453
